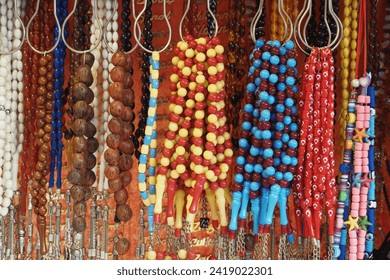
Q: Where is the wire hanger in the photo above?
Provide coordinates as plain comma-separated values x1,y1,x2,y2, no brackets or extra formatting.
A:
61,0,103,54
133,0,172,54
103,0,141,54
250,0,264,43
25,0,61,55
294,0,343,55
0,0,26,55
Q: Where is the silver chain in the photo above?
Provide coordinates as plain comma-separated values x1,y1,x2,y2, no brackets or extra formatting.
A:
278,234,287,260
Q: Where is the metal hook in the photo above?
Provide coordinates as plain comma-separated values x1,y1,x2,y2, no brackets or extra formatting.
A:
179,0,191,41
327,0,343,51
279,0,293,43
61,0,103,54
133,0,172,54
250,0,265,43
103,0,141,54
206,0,218,38
0,0,26,55
25,0,61,55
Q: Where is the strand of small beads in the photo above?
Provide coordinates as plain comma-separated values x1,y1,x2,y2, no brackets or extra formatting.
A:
231,39,298,260
49,0,67,195
254,0,265,39
134,0,153,159
345,77,371,260
207,0,217,38
138,52,160,260
293,47,336,260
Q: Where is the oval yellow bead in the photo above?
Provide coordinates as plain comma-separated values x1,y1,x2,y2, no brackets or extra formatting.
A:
176,164,186,174
224,148,233,158
168,122,178,132
342,89,349,99
195,92,204,102
178,128,188,138
195,110,205,120
345,139,353,150
196,52,206,62
171,170,180,179
193,128,203,138
203,150,213,160
179,42,188,51
207,114,218,124
186,99,195,108
206,132,217,142
194,164,204,174
216,63,225,72
160,157,170,167
185,48,195,58
206,170,216,181
348,113,356,123
342,79,349,89
341,68,349,79
208,66,217,76
177,60,185,69
173,105,183,115
178,87,187,97
170,74,179,83
215,45,224,54
206,48,216,58
196,74,206,84
189,82,197,91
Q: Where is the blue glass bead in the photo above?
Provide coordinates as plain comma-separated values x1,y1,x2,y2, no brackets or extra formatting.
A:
255,77,261,86
275,122,284,131
287,58,297,68
254,164,263,173
286,76,295,86
262,51,271,61
285,98,294,107
150,148,157,158
277,82,286,91
253,59,262,68
291,157,298,166
149,167,156,176
140,191,148,200
282,155,292,165
274,158,281,166
149,98,157,107
250,146,260,156
260,69,270,79
247,83,256,92
275,172,283,180
281,133,290,142
265,166,276,176
249,53,254,60
245,164,254,173
269,73,278,83
279,64,287,74
239,139,249,148
260,109,271,121
138,173,146,182
152,60,160,70
339,163,351,174
244,104,254,113
151,79,159,88
276,104,285,113
139,154,147,164
283,116,292,125
290,123,298,132
234,174,244,183
255,39,264,48
284,40,294,50
292,85,298,93
250,182,260,191
146,117,154,127
253,130,262,140
279,46,287,56
288,139,298,149
273,140,283,149
236,156,246,166
284,172,294,182
251,126,258,135
273,40,281,48
267,95,275,104
259,91,269,101
266,40,273,45
292,106,297,114
262,130,272,139
253,109,260,118
263,148,273,158
270,55,280,65
242,121,252,131
287,234,294,243
249,65,256,74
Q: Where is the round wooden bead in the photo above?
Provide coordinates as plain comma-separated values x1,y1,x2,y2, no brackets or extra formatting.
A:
87,138,99,153
108,178,123,192
73,201,87,216
73,82,94,103
73,136,88,153
118,140,134,155
116,204,132,222
105,164,120,180
110,100,125,117
106,134,122,149
79,53,95,68
84,122,97,138
110,66,126,82
114,187,128,205
73,153,86,169
118,154,133,171
104,148,120,165
73,101,89,119
72,119,87,136
121,107,134,122
76,65,93,86
68,169,84,185
108,118,123,135
116,238,130,255
122,90,134,106
70,185,85,202
72,216,86,233
121,123,133,139
120,171,132,186
83,170,96,186
85,153,97,170
108,82,124,101
112,51,132,70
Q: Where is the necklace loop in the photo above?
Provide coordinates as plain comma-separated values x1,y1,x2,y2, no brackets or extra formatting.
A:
61,0,103,54
0,0,25,55
133,0,172,54
25,0,61,55
179,0,191,41
250,0,265,42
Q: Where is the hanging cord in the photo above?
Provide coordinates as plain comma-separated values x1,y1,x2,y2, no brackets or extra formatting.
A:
355,0,367,78
207,0,217,37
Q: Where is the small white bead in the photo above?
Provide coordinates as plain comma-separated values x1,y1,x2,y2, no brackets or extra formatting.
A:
2,197,11,208
0,206,8,217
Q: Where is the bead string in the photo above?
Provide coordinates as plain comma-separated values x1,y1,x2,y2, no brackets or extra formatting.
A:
49,0,67,192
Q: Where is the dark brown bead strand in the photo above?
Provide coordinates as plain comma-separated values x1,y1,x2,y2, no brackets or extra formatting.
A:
68,54,97,234
30,0,54,256
105,50,135,255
